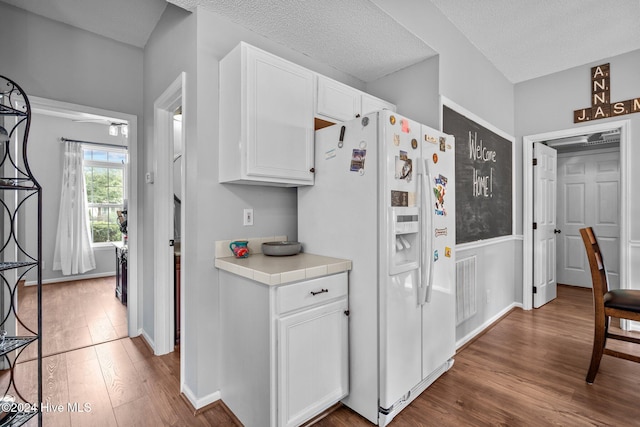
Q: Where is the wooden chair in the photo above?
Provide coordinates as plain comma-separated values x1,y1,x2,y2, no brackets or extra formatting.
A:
580,227,640,383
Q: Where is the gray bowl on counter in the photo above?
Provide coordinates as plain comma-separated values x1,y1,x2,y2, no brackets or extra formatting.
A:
262,241,301,256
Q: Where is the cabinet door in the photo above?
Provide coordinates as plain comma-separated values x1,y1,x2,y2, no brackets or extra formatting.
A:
316,76,362,122
361,94,396,116
278,298,348,427
246,47,315,183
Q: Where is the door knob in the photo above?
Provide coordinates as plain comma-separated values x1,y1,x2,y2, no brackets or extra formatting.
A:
554,229,561,234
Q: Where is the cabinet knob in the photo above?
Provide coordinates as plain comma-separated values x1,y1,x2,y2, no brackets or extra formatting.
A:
309,167,315,173
344,310,350,316
310,288,328,296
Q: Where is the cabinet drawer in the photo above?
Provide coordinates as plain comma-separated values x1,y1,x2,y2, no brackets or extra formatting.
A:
277,272,347,314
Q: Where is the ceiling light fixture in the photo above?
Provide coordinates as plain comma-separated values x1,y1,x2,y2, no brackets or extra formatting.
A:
546,135,589,147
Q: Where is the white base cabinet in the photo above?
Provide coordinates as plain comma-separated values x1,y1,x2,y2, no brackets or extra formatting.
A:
220,271,349,427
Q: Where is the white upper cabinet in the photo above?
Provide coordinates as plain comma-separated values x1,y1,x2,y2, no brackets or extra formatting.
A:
316,76,362,122
316,76,396,123
361,93,396,116
219,42,395,186
219,42,315,186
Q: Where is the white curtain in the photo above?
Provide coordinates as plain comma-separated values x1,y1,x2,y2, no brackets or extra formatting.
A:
53,141,96,275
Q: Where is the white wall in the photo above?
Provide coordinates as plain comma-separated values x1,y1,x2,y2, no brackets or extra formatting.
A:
366,56,440,129
25,113,128,283
0,3,143,119
515,48,640,293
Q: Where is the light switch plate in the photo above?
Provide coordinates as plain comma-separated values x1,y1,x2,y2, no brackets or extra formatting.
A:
243,208,254,226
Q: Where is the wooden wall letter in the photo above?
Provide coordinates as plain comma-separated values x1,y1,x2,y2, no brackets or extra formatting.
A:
574,63,640,123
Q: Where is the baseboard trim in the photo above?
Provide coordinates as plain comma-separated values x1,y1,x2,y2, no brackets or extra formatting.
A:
140,330,155,353
181,383,221,412
25,271,116,286
455,303,521,352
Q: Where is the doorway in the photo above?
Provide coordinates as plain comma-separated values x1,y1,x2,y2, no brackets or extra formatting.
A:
20,95,139,344
172,106,183,347
152,73,185,362
522,120,630,310
555,146,620,289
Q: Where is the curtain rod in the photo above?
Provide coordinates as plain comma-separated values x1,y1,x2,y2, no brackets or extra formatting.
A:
60,137,128,150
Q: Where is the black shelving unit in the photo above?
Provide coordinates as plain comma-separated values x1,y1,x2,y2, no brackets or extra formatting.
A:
0,75,42,426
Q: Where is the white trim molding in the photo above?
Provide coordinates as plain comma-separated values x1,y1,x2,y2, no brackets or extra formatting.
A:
25,271,116,286
456,302,522,350
182,384,221,410
456,234,520,252
153,73,185,357
522,119,630,310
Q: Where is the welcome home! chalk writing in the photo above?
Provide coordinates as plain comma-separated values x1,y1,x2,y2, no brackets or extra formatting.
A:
469,131,496,197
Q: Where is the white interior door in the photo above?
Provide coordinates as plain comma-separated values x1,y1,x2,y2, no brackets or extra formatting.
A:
533,143,558,308
556,149,620,288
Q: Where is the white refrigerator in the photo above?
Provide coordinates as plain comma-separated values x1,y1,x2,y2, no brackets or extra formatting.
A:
298,110,456,425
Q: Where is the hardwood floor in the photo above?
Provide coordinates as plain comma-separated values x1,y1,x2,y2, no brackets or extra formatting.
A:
17,277,128,360
5,338,238,426
315,285,640,426
6,284,640,426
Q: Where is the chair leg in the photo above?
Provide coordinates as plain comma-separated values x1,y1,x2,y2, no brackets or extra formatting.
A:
586,315,608,384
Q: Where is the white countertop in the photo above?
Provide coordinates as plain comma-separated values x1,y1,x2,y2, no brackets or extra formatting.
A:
215,253,351,286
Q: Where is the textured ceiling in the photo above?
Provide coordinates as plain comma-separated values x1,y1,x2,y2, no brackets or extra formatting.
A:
430,0,640,83
1,0,167,48
4,0,640,84
167,0,438,82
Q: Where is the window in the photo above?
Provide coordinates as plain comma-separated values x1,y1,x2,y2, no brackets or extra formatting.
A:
83,146,127,245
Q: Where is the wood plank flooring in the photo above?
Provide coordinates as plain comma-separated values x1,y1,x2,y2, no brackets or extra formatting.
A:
17,277,128,360
6,284,640,426
315,285,640,426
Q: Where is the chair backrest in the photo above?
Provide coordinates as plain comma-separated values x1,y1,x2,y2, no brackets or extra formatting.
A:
579,227,609,299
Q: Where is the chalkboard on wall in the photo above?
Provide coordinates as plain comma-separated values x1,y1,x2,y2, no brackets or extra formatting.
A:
442,104,513,244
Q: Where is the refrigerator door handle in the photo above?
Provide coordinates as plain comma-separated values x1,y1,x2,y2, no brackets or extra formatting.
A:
420,158,435,305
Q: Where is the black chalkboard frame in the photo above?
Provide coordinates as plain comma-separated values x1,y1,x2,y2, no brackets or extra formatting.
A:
441,99,515,245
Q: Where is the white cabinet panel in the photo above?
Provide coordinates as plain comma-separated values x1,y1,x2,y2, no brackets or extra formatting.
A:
316,76,361,122
219,42,315,186
316,76,395,123
278,298,349,427
361,93,396,115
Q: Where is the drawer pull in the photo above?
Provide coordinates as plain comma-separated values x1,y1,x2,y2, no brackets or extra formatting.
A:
310,288,328,296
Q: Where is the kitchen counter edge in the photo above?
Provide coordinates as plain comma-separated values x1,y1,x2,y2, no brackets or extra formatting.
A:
215,253,351,286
